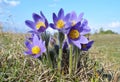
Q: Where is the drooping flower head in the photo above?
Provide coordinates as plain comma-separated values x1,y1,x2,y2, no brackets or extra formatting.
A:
25,11,48,33
50,8,71,34
70,11,84,26
81,40,94,51
67,22,89,49
24,34,46,58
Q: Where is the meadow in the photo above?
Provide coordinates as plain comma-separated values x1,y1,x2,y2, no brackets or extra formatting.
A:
0,32,120,82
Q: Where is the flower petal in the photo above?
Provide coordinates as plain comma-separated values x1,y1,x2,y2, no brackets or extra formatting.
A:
80,26,91,35
70,39,81,49
50,23,56,29
25,41,31,49
37,27,45,32
87,40,94,47
24,51,32,55
40,11,45,18
77,12,84,22
45,19,48,27
82,40,94,51
79,36,88,44
25,20,35,29
33,54,41,58
53,13,58,23
73,22,81,30
70,11,77,20
64,13,71,21
58,8,64,19
32,13,41,22
79,19,89,32
33,34,40,45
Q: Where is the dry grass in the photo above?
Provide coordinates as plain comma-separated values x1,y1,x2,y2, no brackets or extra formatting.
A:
0,32,120,82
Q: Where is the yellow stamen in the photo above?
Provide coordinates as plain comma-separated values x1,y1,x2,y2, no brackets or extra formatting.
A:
69,29,80,39
36,21,46,30
72,20,76,26
56,20,65,29
32,46,41,54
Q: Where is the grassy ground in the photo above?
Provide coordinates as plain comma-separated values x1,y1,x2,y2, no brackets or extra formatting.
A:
90,34,120,70
0,32,120,81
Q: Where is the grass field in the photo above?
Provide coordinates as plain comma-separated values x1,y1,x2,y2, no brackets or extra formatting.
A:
90,34,120,70
0,32,120,82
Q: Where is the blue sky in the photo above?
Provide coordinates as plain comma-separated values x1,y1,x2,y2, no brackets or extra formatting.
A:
0,0,120,33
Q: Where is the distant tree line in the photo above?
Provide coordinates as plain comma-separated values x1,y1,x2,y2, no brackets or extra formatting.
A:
95,27,118,34
0,22,3,32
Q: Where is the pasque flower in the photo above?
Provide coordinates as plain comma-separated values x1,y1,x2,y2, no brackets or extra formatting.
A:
81,40,94,51
67,22,89,49
70,11,84,26
70,11,91,35
50,8,71,34
25,11,48,33
24,34,46,58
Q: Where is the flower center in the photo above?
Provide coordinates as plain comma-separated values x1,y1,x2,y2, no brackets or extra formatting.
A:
82,44,86,48
72,20,76,26
32,46,41,54
69,29,80,39
36,21,46,30
56,20,65,29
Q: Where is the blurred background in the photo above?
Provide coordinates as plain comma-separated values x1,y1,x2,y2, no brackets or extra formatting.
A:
0,0,120,34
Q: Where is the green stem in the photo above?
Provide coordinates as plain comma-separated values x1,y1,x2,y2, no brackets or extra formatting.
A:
47,47,52,68
57,44,62,72
69,44,73,75
74,48,79,71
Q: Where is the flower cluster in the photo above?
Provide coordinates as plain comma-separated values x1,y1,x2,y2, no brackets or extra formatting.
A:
24,8,94,58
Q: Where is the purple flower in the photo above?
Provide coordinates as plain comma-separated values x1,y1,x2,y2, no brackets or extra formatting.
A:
25,11,48,33
50,8,71,34
80,19,91,35
67,22,89,49
24,34,46,58
70,12,91,35
81,40,94,51
70,11,84,26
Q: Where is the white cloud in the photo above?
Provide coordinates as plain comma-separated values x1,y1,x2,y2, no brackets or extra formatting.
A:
108,21,120,28
4,0,20,6
0,0,20,7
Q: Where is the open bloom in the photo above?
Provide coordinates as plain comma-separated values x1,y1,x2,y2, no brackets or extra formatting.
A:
50,8,71,34
24,34,46,58
25,11,48,33
70,11,84,26
67,22,89,49
81,40,94,51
